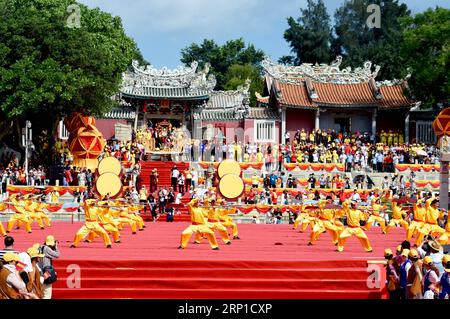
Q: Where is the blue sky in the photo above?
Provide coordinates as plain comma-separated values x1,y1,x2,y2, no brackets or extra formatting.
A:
78,0,449,68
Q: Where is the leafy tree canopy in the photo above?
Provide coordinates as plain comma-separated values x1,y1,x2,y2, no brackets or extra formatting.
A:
180,38,265,91
0,0,142,161
400,7,450,108
280,0,332,65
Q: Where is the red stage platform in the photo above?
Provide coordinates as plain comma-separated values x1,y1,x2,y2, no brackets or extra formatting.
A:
8,222,406,299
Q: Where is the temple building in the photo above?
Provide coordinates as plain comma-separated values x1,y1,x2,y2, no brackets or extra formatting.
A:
259,56,419,144
77,57,436,146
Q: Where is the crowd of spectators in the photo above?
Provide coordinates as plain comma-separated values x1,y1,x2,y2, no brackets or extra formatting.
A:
0,235,59,299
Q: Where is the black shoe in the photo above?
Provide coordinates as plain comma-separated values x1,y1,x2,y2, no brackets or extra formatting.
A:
28,231,32,234
367,250,373,253
132,232,137,235
178,246,184,249
139,228,144,231
84,240,90,243
40,227,45,230
226,241,231,245
6,231,10,233
233,236,240,240
143,225,146,228
307,242,313,246
70,244,76,248
106,245,112,248
115,240,121,244
212,247,219,250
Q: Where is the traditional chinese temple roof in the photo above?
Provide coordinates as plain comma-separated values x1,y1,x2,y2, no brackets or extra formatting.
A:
263,56,416,110
197,80,251,121
120,60,216,100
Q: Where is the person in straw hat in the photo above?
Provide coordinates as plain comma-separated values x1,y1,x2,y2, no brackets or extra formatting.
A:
436,254,450,299
0,252,36,299
422,256,440,299
384,248,401,299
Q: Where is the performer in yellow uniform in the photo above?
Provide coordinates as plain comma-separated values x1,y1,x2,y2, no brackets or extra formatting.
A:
308,199,342,246
111,200,138,234
336,201,372,253
7,194,32,233
33,197,51,228
406,199,426,241
437,214,450,245
179,198,219,250
70,199,112,248
85,201,121,243
364,197,387,234
415,197,445,246
385,201,409,234
294,204,316,233
194,199,231,245
217,199,240,239
16,197,46,230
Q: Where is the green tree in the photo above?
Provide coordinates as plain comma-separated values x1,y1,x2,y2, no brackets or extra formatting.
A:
180,38,265,90
0,0,140,163
331,0,410,79
280,0,332,65
224,64,264,107
400,7,450,108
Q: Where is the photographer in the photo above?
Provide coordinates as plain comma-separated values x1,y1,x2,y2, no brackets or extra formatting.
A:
38,235,60,299
418,239,445,278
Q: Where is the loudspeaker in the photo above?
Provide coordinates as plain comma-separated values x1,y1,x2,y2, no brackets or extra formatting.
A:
48,164,65,186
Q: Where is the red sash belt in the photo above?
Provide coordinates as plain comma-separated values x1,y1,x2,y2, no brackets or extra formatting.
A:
348,225,360,228
192,222,203,225
208,219,219,223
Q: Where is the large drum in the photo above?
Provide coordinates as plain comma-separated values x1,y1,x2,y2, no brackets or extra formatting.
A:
97,157,122,176
217,159,241,179
95,173,122,198
218,174,245,200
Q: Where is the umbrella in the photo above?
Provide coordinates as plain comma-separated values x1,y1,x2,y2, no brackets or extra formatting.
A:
416,150,428,156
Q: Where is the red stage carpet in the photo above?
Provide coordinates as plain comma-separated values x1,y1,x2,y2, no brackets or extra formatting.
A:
8,222,406,299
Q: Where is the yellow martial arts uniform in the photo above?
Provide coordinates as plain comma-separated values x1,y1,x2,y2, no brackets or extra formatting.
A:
108,201,137,234
218,207,239,238
309,202,341,245
179,199,219,249
415,198,445,246
437,216,450,245
34,201,51,228
86,204,121,243
294,205,316,233
385,202,408,234
364,201,387,234
195,205,231,244
129,205,145,231
71,200,112,248
7,196,32,233
406,201,426,241
337,202,372,252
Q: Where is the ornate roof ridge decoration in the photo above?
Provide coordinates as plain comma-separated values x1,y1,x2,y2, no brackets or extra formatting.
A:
262,56,381,84
131,59,199,78
376,79,406,87
121,60,216,96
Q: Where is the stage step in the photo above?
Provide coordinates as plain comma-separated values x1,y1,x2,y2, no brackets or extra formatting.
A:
52,288,381,299
56,267,370,280
139,161,190,189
